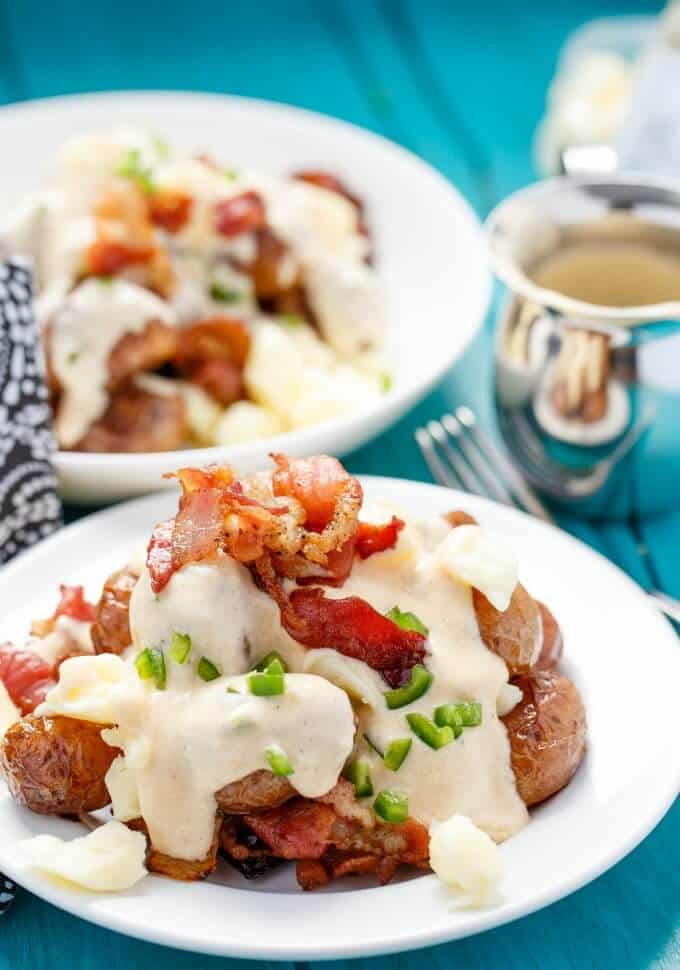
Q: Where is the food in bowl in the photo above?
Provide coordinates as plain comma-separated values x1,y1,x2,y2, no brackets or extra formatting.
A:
0,456,586,900
0,130,388,452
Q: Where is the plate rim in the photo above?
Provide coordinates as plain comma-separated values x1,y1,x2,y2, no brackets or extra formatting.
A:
0,477,678,959
0,89,491,489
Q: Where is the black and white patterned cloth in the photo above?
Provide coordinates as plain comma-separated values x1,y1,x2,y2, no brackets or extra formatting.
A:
1,258,64,912
0,258,62,565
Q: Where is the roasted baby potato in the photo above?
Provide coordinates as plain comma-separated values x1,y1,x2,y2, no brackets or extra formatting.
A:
535,601,564,670
127,817,221,881
74,386,187,453
473,583,541,676
1,715,118,815
502,670,586,806
91,566,139,656
215,769,295,814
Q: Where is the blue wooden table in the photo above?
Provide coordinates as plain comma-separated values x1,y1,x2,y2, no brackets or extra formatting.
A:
1,0,678,966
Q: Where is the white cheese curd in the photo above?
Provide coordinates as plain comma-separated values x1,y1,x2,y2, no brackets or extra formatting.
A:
214,400,285,445
103,751,143,822
27,615,94,668
496,682,523,717
434,524,518,612
0,682,19,739
22,820,148,892
302,649,385,708
304,255,386,359
57,128,165,196
288,364,380,428
37,653,143,725
429,814,503,906
50,277,177,446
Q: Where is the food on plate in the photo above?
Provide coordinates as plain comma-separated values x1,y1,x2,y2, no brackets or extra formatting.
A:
0,455,586,898
0,130,389,452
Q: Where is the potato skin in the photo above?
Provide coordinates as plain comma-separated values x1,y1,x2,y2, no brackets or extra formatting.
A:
127,817,221,881
1,715,118,815
502,670,586,806
91,566,139,656
473,583,541,676
215,769,295,814
535,601,564,670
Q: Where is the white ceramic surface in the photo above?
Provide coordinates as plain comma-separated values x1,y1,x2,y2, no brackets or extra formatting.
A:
0,91,490,502
1,477,678,960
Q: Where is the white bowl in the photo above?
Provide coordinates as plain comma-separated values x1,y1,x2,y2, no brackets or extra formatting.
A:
0,91,490,503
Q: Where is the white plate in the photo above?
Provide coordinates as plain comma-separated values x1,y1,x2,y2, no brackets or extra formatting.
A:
0,91,490,503
1,476,678,959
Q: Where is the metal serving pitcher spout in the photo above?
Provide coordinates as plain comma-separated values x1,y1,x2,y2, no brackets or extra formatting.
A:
486,174,680,519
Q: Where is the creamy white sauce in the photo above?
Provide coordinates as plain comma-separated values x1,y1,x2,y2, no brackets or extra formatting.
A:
40,504,529,864
51,278,177,446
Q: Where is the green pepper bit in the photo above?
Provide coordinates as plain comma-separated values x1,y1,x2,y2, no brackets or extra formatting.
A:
385,605,429,637
169,631,192,664
248,671,285,696
266,744,294,777
373,789,408,824
198,657,221,682
254,651,288,674
135,647,166,690
344,759,374,798
383,738,412,772
384,665,433,710
407,712,454,750
433,704,464,738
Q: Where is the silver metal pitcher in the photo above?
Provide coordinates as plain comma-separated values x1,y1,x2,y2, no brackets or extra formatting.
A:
486,174,680,519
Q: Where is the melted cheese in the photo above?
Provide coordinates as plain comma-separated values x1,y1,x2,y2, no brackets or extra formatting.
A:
50,278,177,446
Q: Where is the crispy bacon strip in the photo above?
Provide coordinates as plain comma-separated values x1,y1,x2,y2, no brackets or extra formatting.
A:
244,800,337,860
285,587,426,687
31,585,96,637
215,191,266,237
0,645,55,715
149,190,193,232
85,239,155,276
272,453,359,532
147,519,175,594
355,516,404,559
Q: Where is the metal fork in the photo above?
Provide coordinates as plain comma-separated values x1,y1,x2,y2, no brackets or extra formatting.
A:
416,406,680,626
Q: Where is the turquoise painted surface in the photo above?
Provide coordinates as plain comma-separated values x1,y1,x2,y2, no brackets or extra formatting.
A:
1,0,678,966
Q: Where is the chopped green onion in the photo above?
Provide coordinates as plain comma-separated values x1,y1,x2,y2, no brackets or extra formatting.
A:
435,701,482,733
384,665,433,710
281,313,303,328
344,759,374,797
210,283,243,303
373,789,408,824
380,372,393,393
223,168,238,180
117,148,155,194
169,631,192,664
135,647,166,689
433,704,463,738
383,738,412,772
254,651,288,674
197,657,221,682
385,606,429,637
266,744,294,777
248,671,285,696
407,712,454,750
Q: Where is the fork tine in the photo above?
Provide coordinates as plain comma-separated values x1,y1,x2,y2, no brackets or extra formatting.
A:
415,427,461,489
455,406,554,522
441,413,515,507
426,420,487,496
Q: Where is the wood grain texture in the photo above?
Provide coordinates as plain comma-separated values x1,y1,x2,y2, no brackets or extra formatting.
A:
1,0,678,967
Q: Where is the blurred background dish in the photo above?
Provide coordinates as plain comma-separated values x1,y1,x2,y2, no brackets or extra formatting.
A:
0,91,490,502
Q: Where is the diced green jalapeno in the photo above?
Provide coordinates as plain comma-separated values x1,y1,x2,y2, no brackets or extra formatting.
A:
373,789,408,824
434,701,482,735
383,738,412,772
248,672,285,696
407,712,454,750
344,759,374,797
135,647,166,690
385,605,429,637
197,657,221,682
384,665,432,709
254,651,288,674
169,631,191,664
266,744,294,777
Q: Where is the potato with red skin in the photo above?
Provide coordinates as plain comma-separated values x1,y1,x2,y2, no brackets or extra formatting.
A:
74,386,187,453
215,770,295,814
473,584,541,676
535,601,564,670
1,715,118,815
91,566,139,656
127,817,221,881
502,670,586,806
106,320,178,391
